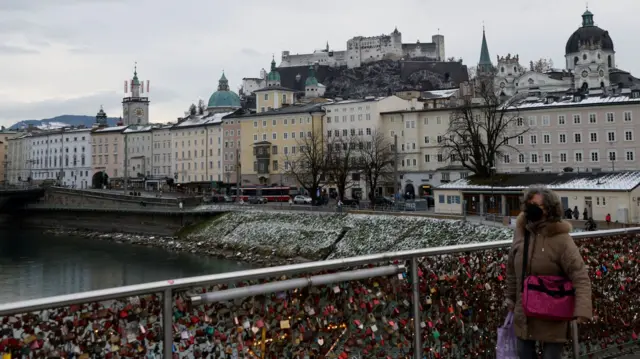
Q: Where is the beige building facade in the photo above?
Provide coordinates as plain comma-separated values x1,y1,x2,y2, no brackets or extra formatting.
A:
91,126,126,181
235,103,325,186
0,129,18,185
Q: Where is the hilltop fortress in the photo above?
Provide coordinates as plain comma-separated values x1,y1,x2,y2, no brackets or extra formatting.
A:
279,27,445,69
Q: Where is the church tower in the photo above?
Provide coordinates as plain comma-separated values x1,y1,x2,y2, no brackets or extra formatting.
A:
95,106,108,128
122,63,150,126
477,27,494,76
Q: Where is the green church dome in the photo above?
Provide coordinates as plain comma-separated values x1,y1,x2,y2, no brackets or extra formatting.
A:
267,58,280,82
208,72,241,108
305,65,318,86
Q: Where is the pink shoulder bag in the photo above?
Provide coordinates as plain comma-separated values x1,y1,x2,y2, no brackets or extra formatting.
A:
521,230,575,321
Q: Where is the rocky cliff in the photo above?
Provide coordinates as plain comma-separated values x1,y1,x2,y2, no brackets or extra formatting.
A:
275,60,469,99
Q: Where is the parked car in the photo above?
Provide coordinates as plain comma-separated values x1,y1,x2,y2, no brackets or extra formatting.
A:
248,196,267,204
341,198,360,206
223,195,233,203
293,195,312,204
373,196,394,206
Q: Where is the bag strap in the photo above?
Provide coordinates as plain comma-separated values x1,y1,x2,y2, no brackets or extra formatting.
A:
521,230,530,292
503,312,514,327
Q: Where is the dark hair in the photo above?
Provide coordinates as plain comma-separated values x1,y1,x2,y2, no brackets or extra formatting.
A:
521,185,563,222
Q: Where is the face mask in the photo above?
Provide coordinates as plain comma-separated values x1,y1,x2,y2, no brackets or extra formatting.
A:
525,203,543,222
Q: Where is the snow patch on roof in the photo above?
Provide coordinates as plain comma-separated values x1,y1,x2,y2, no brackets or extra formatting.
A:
94,126,128,133
437,171,640,191
173,111,234,128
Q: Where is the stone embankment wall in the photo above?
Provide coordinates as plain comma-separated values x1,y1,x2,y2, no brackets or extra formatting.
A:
18,208,222,236
42,188,199,209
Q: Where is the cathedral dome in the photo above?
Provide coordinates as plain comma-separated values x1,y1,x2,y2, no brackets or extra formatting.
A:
565,10,614,54
207,72,241,108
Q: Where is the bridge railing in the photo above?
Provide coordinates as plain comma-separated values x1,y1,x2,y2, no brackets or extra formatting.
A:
1,228,639,358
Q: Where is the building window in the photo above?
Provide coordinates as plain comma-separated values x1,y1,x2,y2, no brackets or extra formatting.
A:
559,133,566,143
517,135,524,145
574,152,583,162
624,111,632,122
503,154,510,163
558,115,566,125
542,134,550,144
518,153,525,163
530,153,538,163
607,131,616,142
264,94,268,101
530,134,537,145
625,130,633,141
608,151,617,161
590,150,599,162
542,115,550,126
424,154,430,162
606,112,615,123
626,150,635,161
253,121,258,128
437,154,443,162
441,172,450,181
559,152,567,163
573,114,581,124
573,133,582,143
543,153,551,163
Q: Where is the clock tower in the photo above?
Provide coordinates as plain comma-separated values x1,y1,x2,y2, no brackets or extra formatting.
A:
122,63,150,125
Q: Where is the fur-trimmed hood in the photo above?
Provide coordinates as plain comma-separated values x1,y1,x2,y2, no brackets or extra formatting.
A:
515,212,572,238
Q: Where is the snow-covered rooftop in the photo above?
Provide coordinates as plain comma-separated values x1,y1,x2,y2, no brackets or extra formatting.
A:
507,93,640,110
423,89,458,99
324,97,387,106
173,111,234,129
123,125,154,133
437,171,640,192
94,125,128,133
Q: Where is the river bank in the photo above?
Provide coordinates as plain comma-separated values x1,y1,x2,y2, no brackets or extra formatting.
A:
44,210,515,265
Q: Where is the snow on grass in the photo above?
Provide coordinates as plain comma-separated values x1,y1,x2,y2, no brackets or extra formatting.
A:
188,210,515,260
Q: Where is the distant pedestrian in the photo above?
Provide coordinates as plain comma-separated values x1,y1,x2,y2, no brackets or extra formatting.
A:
573,206,579,220
564,208,573,219
583,208,588,220
605,213,612,227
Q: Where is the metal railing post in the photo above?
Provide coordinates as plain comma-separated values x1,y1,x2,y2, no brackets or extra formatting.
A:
411,257,421,359
163,288,173,359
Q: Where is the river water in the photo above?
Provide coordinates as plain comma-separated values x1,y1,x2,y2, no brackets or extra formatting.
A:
0,229,255,304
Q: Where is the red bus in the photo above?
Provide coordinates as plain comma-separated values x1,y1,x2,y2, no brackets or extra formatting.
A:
230,186,292,202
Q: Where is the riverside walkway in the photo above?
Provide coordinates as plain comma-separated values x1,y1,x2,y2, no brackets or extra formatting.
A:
0,228,639,358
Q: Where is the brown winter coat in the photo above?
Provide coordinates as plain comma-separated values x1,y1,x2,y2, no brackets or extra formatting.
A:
506,213,593,343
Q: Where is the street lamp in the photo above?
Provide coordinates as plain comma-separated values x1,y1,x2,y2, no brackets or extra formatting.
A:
490,166,497,216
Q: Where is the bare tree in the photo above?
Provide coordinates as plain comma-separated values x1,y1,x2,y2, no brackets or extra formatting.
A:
325,135,358,201
467,66,477,80
356,131,396,202
530,58,554,73
440,75,528,177
285,129,326,204
197,99,206,115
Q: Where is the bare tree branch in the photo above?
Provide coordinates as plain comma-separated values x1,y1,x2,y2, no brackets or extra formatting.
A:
355,131,396,202
325,135,358,201
284,129,326,202
439,75,529,177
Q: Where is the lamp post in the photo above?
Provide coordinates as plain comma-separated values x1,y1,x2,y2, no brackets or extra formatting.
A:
490,166,496,217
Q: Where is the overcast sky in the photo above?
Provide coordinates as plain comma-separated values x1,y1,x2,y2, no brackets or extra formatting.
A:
0,0,637,127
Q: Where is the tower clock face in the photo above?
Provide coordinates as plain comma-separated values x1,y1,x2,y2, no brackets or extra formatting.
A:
581,70,589,78
135,108,144,118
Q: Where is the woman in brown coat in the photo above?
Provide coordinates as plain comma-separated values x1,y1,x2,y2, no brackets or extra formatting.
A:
506,186,593,359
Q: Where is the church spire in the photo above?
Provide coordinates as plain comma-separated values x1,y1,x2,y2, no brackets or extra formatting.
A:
478,26,493,74
582,8,594,27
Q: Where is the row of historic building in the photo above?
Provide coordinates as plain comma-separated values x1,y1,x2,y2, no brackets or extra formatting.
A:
3,9,640,199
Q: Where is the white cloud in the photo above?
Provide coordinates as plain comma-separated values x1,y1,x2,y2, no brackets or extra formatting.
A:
1,0,639,127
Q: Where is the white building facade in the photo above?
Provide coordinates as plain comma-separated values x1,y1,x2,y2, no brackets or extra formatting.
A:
322,96,414,198
151,125,173,179
9,128,94,188
171,112,229,184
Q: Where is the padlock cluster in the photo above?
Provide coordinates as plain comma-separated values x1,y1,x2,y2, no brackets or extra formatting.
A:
0,233,638,358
